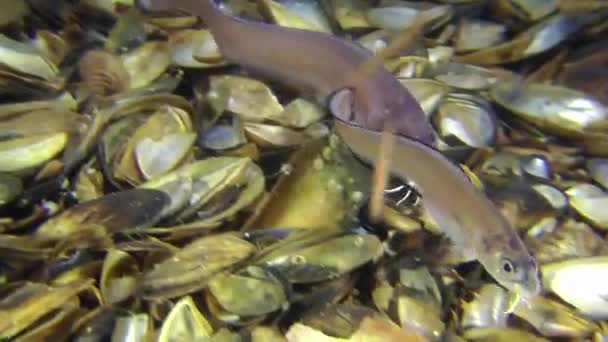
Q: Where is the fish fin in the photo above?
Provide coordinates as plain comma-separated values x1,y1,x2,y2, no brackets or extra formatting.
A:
351,6,445,84
369,128,395,222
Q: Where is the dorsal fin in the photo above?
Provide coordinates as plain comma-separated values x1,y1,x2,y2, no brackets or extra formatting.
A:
348,6,447,86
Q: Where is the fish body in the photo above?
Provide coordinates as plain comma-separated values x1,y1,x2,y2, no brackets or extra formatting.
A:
136,0,435,144
333,117,542,298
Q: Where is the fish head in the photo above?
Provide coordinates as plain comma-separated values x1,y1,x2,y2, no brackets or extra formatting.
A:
328,86,435,146
477,222,543,299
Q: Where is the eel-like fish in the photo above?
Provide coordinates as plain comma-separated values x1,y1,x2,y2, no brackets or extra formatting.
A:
330,88,541,298
136,0,541,298
135,0,435,145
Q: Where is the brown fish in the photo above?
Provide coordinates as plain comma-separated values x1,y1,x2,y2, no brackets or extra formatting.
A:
330,90,542,299
135,0,435,145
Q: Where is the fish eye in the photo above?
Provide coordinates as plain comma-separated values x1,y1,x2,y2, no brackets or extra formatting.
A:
501,259,515,274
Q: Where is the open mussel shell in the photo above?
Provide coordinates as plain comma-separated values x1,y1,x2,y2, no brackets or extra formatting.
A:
199,114,247,151
157,296,213,341
138,156,265,225
566,184,608,230
137,138,191,184
111,104,196,185
207,75,284,123
431,93,498,149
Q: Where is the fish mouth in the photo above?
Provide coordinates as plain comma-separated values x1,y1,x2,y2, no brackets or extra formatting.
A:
513,280,543,300
503,282,543,314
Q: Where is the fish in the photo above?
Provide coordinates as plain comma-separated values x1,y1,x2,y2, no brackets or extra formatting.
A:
329,88,542,299
135,0,435,145
136,0,542,298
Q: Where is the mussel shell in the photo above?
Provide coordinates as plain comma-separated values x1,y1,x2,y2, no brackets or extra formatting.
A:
207,266,287,317
432,94,497,148
490,80,608,138
566,184,608,230
542,256,608,319
460,284,510,329
157,296,213,341
258,233,382,284
138,233,257,299
34,188,170,240
0,132,68,174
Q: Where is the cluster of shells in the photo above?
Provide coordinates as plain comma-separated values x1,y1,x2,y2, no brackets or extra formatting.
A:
1,0,608,341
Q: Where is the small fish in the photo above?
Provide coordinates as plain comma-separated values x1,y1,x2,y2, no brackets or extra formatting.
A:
330,89,542,298
135,0,435,145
